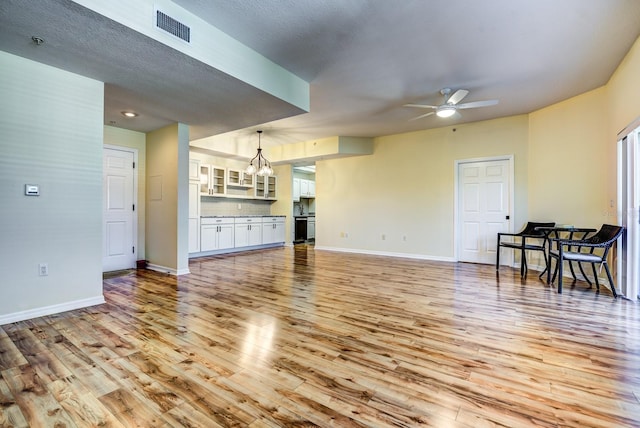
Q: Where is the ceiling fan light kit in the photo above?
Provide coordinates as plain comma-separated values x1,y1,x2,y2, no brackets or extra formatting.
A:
405,88,498,121
436,105,456,118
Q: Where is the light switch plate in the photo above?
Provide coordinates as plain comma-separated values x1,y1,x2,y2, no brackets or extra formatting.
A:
25,184,39,196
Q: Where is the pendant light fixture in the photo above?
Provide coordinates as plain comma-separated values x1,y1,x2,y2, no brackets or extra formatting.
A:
246,130,273,176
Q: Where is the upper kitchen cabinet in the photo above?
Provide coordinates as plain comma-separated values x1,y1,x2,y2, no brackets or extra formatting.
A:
299,178,316,198
227,169,254,188
293,178,301,202
189,159,200,181
200,164,226,196
255,175,277,199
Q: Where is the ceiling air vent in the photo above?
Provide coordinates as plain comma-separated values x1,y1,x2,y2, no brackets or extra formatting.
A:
155,10,190,43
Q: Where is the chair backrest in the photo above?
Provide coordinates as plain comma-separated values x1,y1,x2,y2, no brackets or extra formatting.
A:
583,224,625,246
520,221,556,236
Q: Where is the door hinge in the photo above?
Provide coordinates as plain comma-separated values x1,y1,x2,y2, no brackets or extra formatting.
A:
133,161,136,169
133,204,135,211
132,246,135,254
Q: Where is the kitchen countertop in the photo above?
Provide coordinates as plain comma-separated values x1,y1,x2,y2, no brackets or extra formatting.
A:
201,215,285,218
294,214,315,218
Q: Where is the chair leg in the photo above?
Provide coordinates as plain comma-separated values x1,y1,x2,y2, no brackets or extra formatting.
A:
557,257,564,293
520,249,527,277
603,263,618,298
496,237,500,271
539,249,549,279
591,264,600,292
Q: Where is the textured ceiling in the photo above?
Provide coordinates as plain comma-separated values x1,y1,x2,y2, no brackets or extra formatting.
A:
2,0,640,150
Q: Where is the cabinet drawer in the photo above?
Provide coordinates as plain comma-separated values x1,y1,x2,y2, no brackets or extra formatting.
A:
201,217,233,225
235,217,262,224
263,217,285,223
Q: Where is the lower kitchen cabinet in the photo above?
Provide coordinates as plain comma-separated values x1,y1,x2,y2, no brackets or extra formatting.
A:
201,218,234,251
234,217,262,247
307,216,315,240
188,218,200,253
196,215,286,257
263,217,286,244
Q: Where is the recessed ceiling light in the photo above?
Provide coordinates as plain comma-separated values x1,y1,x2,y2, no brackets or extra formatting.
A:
121,111,139,118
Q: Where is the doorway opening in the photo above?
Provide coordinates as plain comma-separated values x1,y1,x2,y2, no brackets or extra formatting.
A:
293,164,316,245
617,119,640,301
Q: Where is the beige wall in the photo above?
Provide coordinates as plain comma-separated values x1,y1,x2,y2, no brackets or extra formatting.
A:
104,126,147,259
146,123,190,274
607,36,640,137
316,115,529,259
528,87,611,227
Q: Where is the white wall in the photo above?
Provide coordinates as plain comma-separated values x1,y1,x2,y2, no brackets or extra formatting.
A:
0,51,105,323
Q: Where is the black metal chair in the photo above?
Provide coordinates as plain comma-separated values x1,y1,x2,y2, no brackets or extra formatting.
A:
496,222,555,277
547,224,625,296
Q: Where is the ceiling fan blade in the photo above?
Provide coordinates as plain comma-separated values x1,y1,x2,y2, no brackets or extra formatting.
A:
456,99,499,109
409,111,436,121
403,103,438,109
447,89,469,105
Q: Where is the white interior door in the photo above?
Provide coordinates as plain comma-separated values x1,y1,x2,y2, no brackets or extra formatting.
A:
103,147,136,272
457,158,511,264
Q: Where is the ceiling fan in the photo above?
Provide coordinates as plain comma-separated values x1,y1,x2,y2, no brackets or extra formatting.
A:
404,88,498,121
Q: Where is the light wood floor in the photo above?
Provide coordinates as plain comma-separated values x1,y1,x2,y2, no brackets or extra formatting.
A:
1,246,639,427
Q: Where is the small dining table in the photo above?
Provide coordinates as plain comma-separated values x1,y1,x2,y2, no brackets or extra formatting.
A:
534,226,597,284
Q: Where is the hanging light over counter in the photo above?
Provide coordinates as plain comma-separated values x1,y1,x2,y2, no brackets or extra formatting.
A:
246,130,273,176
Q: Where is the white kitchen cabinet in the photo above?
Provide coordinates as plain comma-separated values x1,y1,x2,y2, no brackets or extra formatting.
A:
300,179,309,197
307,216,316,240
200,217,234,251
293,178,301,202
262,216,286,244
200,164,226,196
188,182,200,252
298,178,316,198
255,175,277,199
189,159,200,181
188,218,200,253
234,217,262,247
228,169,255,188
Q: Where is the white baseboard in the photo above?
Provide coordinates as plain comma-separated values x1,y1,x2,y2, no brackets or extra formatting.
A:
0,295,106,326
146,263,190,276
314,246,456,262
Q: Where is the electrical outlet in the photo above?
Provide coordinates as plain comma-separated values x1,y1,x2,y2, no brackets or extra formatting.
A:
39,263,48,276
402,235,407,242
237,203,242,210
381,234,386,240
